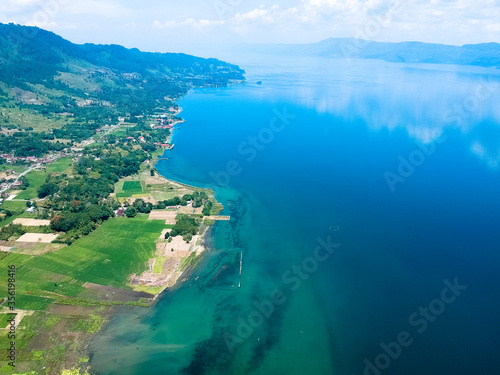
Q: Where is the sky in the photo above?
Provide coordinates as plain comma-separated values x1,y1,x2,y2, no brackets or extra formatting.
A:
1,0,500,56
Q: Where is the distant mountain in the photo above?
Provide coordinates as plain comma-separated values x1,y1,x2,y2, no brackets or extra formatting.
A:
0,22,245,101
238,38,500,68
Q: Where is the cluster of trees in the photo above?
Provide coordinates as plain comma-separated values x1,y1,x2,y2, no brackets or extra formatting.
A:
0,224,25,241
152,192,209,210
170,215,200,242
0,23,244,244
51,106,119,142
153,197,182,209
126,199,153,215
50,204,114,244
37,145,148,243
202,201,213,216
0,132,65,156
17,176,29,190
107,122,171,152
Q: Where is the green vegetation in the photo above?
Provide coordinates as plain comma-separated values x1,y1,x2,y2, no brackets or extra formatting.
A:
0,22,241,374
118,180,144,197
178,252,201,272
0,216,164,313
15,170,49,199
171,215,200,242
203,200,213,216
46,157,73,173
45,316,62,328
70,314,105,333
0,313,11,328
124,206,138,217
123,180,142,191
0,223,25,240
153,256,165,274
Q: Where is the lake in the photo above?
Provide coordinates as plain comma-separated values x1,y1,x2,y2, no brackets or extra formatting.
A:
90,55,500,375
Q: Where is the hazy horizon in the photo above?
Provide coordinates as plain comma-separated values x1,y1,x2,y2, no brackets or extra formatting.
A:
2,0,500,57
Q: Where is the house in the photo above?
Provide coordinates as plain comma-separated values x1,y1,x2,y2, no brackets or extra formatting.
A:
115,208,125,217
13,180,22,187
126,137,134,140
6,170,14,175
26,206,35,213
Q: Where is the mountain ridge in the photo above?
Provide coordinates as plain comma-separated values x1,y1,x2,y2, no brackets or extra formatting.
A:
238,37,500,67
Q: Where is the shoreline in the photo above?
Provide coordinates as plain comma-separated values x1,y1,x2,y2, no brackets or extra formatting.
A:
134,111,219,295
84,107,224,373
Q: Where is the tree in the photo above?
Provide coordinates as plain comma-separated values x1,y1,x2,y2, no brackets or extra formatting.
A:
125,206,138,217
18,176,29,190
38,182,59,198
164,232,170,239
133,199,153,214
203,201,213,216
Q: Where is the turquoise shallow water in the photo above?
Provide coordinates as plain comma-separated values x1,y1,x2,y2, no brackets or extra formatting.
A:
90,56,500,375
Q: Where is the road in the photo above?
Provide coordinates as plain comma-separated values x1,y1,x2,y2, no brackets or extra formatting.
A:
0,164,38,194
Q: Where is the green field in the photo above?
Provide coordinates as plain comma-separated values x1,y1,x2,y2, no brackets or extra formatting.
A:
15,171,49,200
0,215,166,374
1,200,27,212
0,165,27,173
0,313,11,328
116,180,144,197
0,216,165,310
46,157,73,173
123,180,142,191
0,200,29,227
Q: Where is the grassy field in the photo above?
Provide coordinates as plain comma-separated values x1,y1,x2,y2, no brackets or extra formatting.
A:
0,216,165,307
1,200,27,212
15,170,49,200
0,207,174,373
116,180,144,197
0,165,27,173
0,313,11,328
153,255,165,274
0,106,70,131
46,157,73,173
0,215,167,373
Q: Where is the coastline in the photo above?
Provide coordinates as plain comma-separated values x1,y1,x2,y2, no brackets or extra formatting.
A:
135,115,220,294
0,88,237,375
83,108,225,374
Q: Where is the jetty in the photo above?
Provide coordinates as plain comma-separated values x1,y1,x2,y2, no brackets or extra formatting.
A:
206,215,231,221
238,251,243,288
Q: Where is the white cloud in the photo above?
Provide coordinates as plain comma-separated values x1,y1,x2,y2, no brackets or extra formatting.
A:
153,18,226,30
233,8,274,23
4,0,500,51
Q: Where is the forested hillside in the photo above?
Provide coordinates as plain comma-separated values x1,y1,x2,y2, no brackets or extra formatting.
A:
0,22,244,140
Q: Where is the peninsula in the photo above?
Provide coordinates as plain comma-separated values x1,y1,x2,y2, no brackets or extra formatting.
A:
0,23,244,375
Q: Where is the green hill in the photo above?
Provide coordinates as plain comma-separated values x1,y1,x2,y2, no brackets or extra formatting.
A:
0,22,245,124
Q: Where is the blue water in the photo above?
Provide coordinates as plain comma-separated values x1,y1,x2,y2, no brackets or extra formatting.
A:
90,56,500,375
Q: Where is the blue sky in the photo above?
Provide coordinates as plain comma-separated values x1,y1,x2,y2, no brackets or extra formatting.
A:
2,0,500,55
